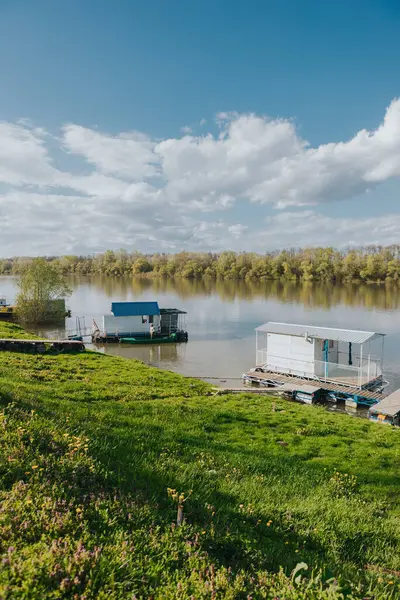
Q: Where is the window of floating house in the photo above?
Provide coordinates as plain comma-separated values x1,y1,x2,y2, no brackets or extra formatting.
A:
142,315,154,324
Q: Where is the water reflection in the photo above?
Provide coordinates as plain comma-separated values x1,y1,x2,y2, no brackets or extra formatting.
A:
72,276,400,311
96,341,179,364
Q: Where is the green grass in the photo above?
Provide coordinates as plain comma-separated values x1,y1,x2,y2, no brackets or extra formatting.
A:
1,321,400,598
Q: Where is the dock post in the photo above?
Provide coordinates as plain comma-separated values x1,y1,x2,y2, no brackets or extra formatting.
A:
345,396,358,409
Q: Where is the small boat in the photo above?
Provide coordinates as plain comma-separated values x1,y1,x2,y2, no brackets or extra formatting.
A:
120,333,178,345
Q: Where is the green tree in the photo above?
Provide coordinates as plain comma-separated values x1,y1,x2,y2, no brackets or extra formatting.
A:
132,257,153,275
15,258,72,324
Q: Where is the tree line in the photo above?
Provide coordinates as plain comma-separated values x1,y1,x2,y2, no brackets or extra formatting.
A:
2,245,400,282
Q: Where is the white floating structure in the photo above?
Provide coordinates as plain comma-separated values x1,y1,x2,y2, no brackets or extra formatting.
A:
255,322,385,390
103,301,162,337
368,390,400,426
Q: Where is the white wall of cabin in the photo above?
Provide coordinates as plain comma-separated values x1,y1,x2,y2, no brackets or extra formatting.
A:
266,332,316,377
103,314,161,335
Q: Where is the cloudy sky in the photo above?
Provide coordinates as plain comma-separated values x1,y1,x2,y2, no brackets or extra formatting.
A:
1,0,400,256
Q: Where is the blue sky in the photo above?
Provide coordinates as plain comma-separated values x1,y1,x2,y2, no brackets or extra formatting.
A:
0,0,400,255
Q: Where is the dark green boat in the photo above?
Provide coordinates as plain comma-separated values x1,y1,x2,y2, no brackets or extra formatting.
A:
120,333,178,345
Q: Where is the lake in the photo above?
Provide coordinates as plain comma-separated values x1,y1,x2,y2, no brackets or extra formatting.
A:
2,276,400,394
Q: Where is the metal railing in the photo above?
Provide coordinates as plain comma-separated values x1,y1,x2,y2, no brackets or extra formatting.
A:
256,351,381,388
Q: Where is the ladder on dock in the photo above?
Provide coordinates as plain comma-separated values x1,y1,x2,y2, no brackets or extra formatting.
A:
65,316,94,340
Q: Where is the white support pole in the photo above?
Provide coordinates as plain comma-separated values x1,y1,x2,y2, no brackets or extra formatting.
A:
264,332,267,365
256,330,258,365
359,344,363,387
367,354,370,383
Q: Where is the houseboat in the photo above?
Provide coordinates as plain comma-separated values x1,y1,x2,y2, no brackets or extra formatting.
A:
0,296,70,322
0,296,15,321
243,322,389,407
92,301,188,344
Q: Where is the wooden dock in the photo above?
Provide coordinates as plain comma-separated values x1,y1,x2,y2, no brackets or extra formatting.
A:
245,370,387,404
0,338,85,353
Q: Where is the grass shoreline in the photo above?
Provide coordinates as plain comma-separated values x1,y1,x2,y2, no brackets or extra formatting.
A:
1,321,400,598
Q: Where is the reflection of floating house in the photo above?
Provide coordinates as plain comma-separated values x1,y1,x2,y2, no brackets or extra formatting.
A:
93,301,188,344
244,322,390,408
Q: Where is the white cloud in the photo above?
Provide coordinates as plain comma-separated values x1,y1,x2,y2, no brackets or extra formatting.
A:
62,124,159,180
0,122,59,187
259,211,400,250
228,224,248,238
180,126,193,135
1,99,400,255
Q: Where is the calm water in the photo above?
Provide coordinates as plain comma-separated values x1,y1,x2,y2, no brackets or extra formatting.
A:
2,276,400,394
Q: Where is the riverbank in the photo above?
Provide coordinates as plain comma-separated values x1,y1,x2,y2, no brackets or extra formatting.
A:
1,322,400,598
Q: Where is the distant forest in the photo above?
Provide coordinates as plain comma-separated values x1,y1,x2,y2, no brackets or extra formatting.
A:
2,246,400,282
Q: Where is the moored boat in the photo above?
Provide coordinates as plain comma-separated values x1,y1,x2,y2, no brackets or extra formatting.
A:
120,333,178,344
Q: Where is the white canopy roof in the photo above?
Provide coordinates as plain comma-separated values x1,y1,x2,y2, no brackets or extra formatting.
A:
255,322,384,345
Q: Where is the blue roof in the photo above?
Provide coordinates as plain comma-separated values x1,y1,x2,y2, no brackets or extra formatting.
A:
111,301,160,317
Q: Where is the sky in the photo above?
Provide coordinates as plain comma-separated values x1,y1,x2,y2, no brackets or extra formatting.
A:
0,0,400,256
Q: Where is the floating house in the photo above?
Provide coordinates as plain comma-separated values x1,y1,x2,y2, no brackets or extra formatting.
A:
0,296,14,321
243,322,390,407
0,296,70,322
94,301,188,343
254,322,385,390
104,301,162,336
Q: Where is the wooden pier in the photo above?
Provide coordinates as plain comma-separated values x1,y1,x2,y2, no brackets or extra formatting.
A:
244,370,386,404
0,338,85,353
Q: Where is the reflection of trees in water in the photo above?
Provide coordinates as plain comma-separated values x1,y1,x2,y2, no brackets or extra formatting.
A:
69,276,400,310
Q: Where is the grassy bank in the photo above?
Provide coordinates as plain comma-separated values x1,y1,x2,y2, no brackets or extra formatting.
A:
1,322,400,598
